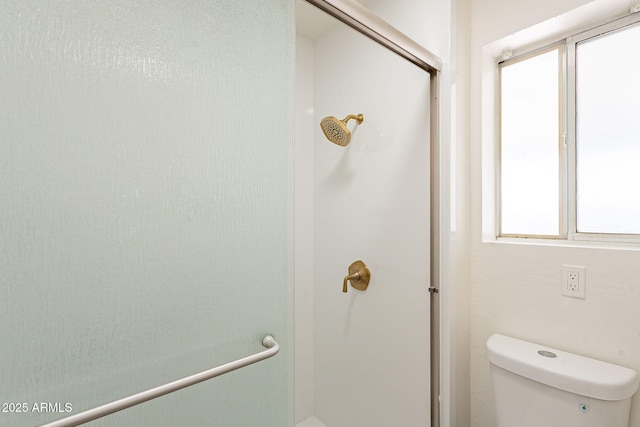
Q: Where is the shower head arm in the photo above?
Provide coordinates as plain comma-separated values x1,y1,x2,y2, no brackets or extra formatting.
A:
342,114,364,125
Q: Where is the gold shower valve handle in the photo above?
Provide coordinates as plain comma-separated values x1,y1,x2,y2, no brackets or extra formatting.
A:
342,260,370,293
342,272,359,293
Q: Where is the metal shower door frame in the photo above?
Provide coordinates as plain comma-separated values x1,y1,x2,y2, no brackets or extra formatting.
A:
301,1,443,426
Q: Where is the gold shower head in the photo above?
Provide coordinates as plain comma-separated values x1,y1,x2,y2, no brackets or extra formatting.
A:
320,114,364,146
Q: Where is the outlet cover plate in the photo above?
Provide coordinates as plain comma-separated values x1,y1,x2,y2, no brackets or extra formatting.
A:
562,265,586,299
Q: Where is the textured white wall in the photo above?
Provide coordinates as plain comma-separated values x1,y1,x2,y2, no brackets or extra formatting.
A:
468,0,640,426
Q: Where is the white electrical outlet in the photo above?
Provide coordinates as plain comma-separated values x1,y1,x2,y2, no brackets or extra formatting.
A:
562,265,586,299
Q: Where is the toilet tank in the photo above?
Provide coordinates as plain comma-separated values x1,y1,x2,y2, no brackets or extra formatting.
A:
487,334,639,427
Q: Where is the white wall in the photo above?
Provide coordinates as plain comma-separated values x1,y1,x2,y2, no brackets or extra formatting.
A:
312,21,431,427
449,0,472,424
295,0,460,425
468,0,640,426
310,1,455,426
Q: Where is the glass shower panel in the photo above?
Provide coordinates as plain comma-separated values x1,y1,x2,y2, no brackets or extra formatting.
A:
0,1,293,426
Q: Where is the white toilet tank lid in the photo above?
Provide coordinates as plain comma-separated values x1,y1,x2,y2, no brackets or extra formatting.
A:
487,334,640,401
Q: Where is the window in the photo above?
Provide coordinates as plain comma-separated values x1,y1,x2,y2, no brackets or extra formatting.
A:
499,47,561,237
498,13,640,241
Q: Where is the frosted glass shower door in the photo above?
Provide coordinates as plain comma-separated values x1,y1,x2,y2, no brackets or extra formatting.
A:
0,1,293,426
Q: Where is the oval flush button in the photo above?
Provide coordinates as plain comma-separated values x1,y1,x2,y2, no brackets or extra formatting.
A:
538,350,557,358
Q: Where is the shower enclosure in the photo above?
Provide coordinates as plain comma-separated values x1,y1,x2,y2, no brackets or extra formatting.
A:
295,1,442,426
0,1,293,426
1,0,443,426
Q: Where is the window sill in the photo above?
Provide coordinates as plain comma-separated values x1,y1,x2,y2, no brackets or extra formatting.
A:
484,235,640,251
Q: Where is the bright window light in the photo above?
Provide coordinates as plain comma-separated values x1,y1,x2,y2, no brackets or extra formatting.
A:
500,48,560,236
576,23,640,234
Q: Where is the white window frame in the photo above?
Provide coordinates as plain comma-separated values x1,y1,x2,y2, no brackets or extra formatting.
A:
496,10,640,244
497,43,566,240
